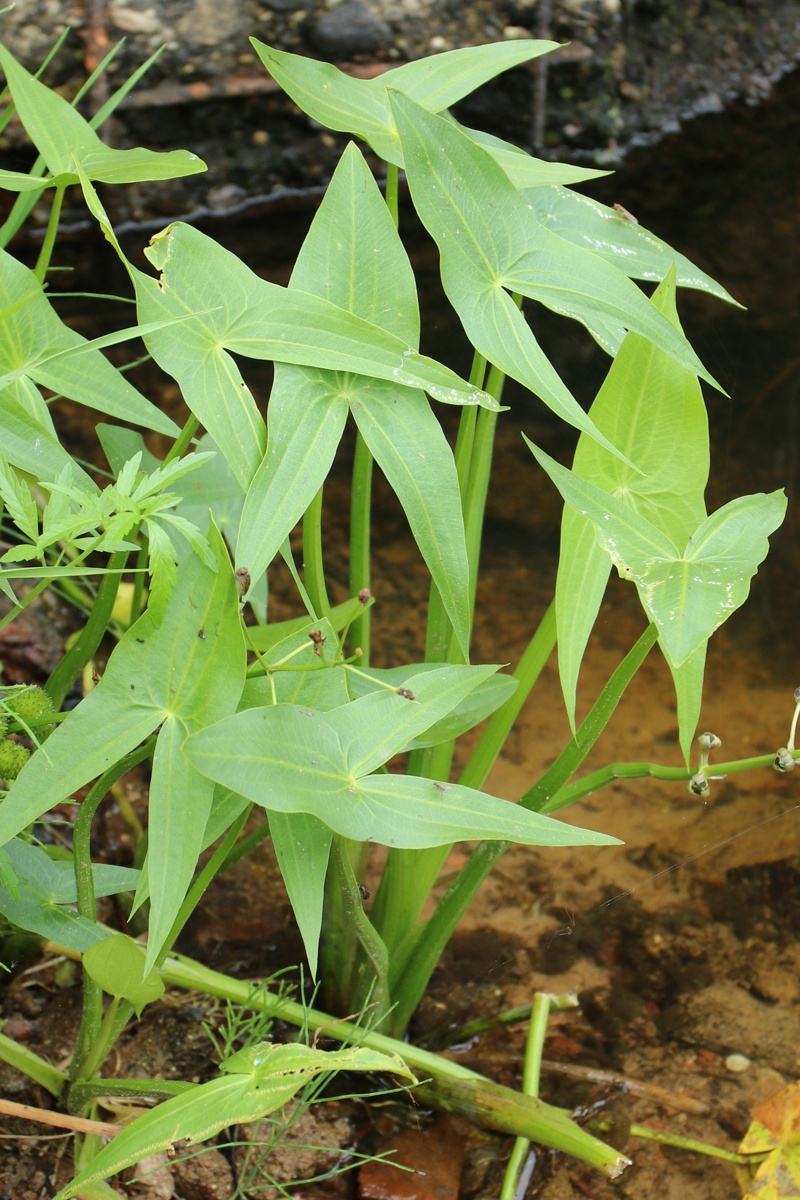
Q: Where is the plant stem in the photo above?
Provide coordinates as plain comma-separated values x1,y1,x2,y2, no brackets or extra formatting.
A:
372,351,505,978
460,601,557,791
162,413,199,466
301,485,332,623
384,162,399,227
46,549,129,711
348,431,373,663
70,737,157,1083
331,835,390,1015
541,748,794,814
157,806,252,964
521,622,659,813
0,1029,67,1097
500,992,576,1200
130,948,625,1178
388,622,658,1036
34,184,65,283
128,536,148,627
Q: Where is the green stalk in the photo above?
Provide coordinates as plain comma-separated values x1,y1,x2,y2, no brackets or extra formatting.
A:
460,602,556,791
384,162,399,227
162,413,199,467
521,622,660,813
70,737,157,1083
615,1122,758,1166
541,747,795,814
46,549,129,711
142,950,625,1178
76,996,136,1086
33,183,65,283
301,485,332,623
331,835,390,1015
127,536,148,627
500,993,576,1200
387,622,658,1036
320,838,368,1014
44,941,626,1176
157,806,252,965
348,431,374,663
0,1028,67,1097
69,1077,194,1114
370,353,508,983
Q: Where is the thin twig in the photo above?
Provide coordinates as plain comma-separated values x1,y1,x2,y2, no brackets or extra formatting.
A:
540,1060,709,1115
0,1097,119,1139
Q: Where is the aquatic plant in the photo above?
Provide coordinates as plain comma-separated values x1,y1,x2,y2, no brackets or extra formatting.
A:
0,30,790,1192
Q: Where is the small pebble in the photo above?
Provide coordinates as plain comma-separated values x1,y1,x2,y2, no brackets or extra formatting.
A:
725,1053,752,1073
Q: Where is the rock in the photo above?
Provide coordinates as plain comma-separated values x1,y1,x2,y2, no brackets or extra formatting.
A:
310,2,393,57
258,0,315,10
358,1115,467,1200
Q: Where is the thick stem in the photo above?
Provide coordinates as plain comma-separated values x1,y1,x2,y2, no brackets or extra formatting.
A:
162,413,199,466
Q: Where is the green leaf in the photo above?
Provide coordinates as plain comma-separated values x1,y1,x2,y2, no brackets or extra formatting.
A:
201,141,469,653
183,666,619,850
251,38,558,167
526,185,739,306
350,381,471,659
0,875,106,950
528,440,787,668
353,774,620,848
390,93,722,455
555,269,709,729
3,839,139,904
0,45,206,186
269,811,332,978
461,125,611,188
134,221,496,490
346,665,518,749
669,640,707,766
0,526,246,972
0,247,178,437
237,366,348,582
56,1040,415,1199
331,664,500,777
97,425,161,476
83,933,165,1016
0,390,84,482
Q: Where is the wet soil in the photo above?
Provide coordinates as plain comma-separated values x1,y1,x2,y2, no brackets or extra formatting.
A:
1,59,799,1200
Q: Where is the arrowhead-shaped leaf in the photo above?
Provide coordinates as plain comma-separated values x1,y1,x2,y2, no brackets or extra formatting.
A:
529,439,786,668
251,38,558,167
0,247,178,441
0,45,205,186
57,1040,414,1198
183,667,618,850
527,185,739,307
390,92,723,459
555,269,709,735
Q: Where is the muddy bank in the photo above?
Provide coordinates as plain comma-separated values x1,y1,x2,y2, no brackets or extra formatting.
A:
1,1,799,229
